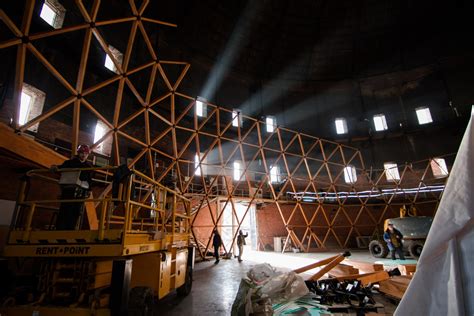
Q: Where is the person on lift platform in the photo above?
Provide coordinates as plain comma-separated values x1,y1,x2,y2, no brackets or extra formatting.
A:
51,144,94,230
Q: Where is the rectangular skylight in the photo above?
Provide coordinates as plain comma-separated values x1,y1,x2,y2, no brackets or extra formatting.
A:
384,162,400,181
373,114,388,131
40,0,65,29
40,2,56,27
19,83,46,132
335,118,347,134
431,158,449,178
343,166,357,184
232,110,240,127
416,107,433,125
270,165,280,183
233,161,241,181
19,92,32,126
266,116,276,133
196,97,207,118
195,153,201,176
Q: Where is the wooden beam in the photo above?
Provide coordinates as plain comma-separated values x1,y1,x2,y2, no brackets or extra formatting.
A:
379,275,412,299
293,254,340,274
309,254,346,281
0,123,65,167
357,271,390,286
343,260,384,273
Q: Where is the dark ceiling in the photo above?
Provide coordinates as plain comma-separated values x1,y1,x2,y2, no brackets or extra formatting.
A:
1,0,473,166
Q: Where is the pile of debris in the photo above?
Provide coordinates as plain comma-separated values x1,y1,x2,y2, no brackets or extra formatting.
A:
232,252,416,315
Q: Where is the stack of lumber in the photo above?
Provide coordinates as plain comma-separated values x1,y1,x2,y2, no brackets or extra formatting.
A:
293,255,416,303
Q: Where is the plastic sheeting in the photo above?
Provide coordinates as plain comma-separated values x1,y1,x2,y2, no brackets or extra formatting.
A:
231,263,309,316
395,107,474,316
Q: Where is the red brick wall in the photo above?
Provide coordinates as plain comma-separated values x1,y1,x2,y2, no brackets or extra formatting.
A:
256,201,438,250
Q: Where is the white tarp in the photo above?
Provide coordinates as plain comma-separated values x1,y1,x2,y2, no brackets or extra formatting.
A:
395,107,474,316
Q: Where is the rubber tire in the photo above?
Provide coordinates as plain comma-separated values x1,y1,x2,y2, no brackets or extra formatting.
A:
369,240,389,258
129,286,154,316
177,267,193,297
408,241,424,258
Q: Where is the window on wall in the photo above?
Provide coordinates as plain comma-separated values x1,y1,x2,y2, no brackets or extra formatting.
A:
431,157,449,178
19,83,46,132
270,165,280,183
104,45,123,74
373,114,388,131
266,116,276,133
40,0,66,29
335,118,348,134
416,107,433,125
343,165,357,184
196,97,207,118
233,161,242,181
232,109,241,127
94,120,111,154
384,162,400,181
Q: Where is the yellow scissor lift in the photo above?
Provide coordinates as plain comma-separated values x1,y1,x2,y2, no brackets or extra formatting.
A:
0,166,194,315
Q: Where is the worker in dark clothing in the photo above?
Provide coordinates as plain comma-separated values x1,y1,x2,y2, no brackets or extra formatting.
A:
212,229,222,264
236,230,248,262
383,223,405,260
52,144,93,230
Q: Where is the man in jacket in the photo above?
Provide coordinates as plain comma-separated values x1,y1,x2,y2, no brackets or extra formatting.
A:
52,144,93,230
236,230,248,262
383,223,405,260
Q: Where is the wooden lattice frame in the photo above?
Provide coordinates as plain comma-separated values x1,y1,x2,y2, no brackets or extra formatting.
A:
0,1,450,257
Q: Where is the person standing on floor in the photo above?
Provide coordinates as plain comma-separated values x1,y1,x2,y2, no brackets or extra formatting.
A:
383,223,405,260
212,229,222,264
236,230,248,262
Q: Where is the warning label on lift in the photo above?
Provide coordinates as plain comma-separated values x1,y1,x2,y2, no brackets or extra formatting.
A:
35,246,91,255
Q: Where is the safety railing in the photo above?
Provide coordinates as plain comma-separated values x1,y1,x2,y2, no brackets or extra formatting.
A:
9,166,191,245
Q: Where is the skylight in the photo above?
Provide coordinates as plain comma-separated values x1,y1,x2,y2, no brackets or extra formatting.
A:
195,153,201,176
270,165,280,183
416,107,433,125
232,109,241,127
266,116,276,133
196,97,207,118
104,45,123,74
431,158,449,178
18,83,46,132
93,120,107,150
373,114,388,131
233,161,242,181
19,92,33,126
343,166,357,184
335,118,348,135
384,162,400,181
40,0,65,29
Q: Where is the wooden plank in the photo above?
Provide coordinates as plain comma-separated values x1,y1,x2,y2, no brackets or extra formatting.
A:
322,271,377,282
379,275,412,299
398,264,417,276
357,270,390,286
309,254,346,281
328,264,359,277
344,259,384,273
0,123,65,167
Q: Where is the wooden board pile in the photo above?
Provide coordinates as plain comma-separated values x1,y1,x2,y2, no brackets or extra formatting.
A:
292,253,417,313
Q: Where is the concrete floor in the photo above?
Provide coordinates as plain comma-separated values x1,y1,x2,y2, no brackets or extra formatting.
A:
155,249,416,315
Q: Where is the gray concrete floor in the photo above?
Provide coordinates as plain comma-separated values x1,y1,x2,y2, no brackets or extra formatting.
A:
155,249,416,315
